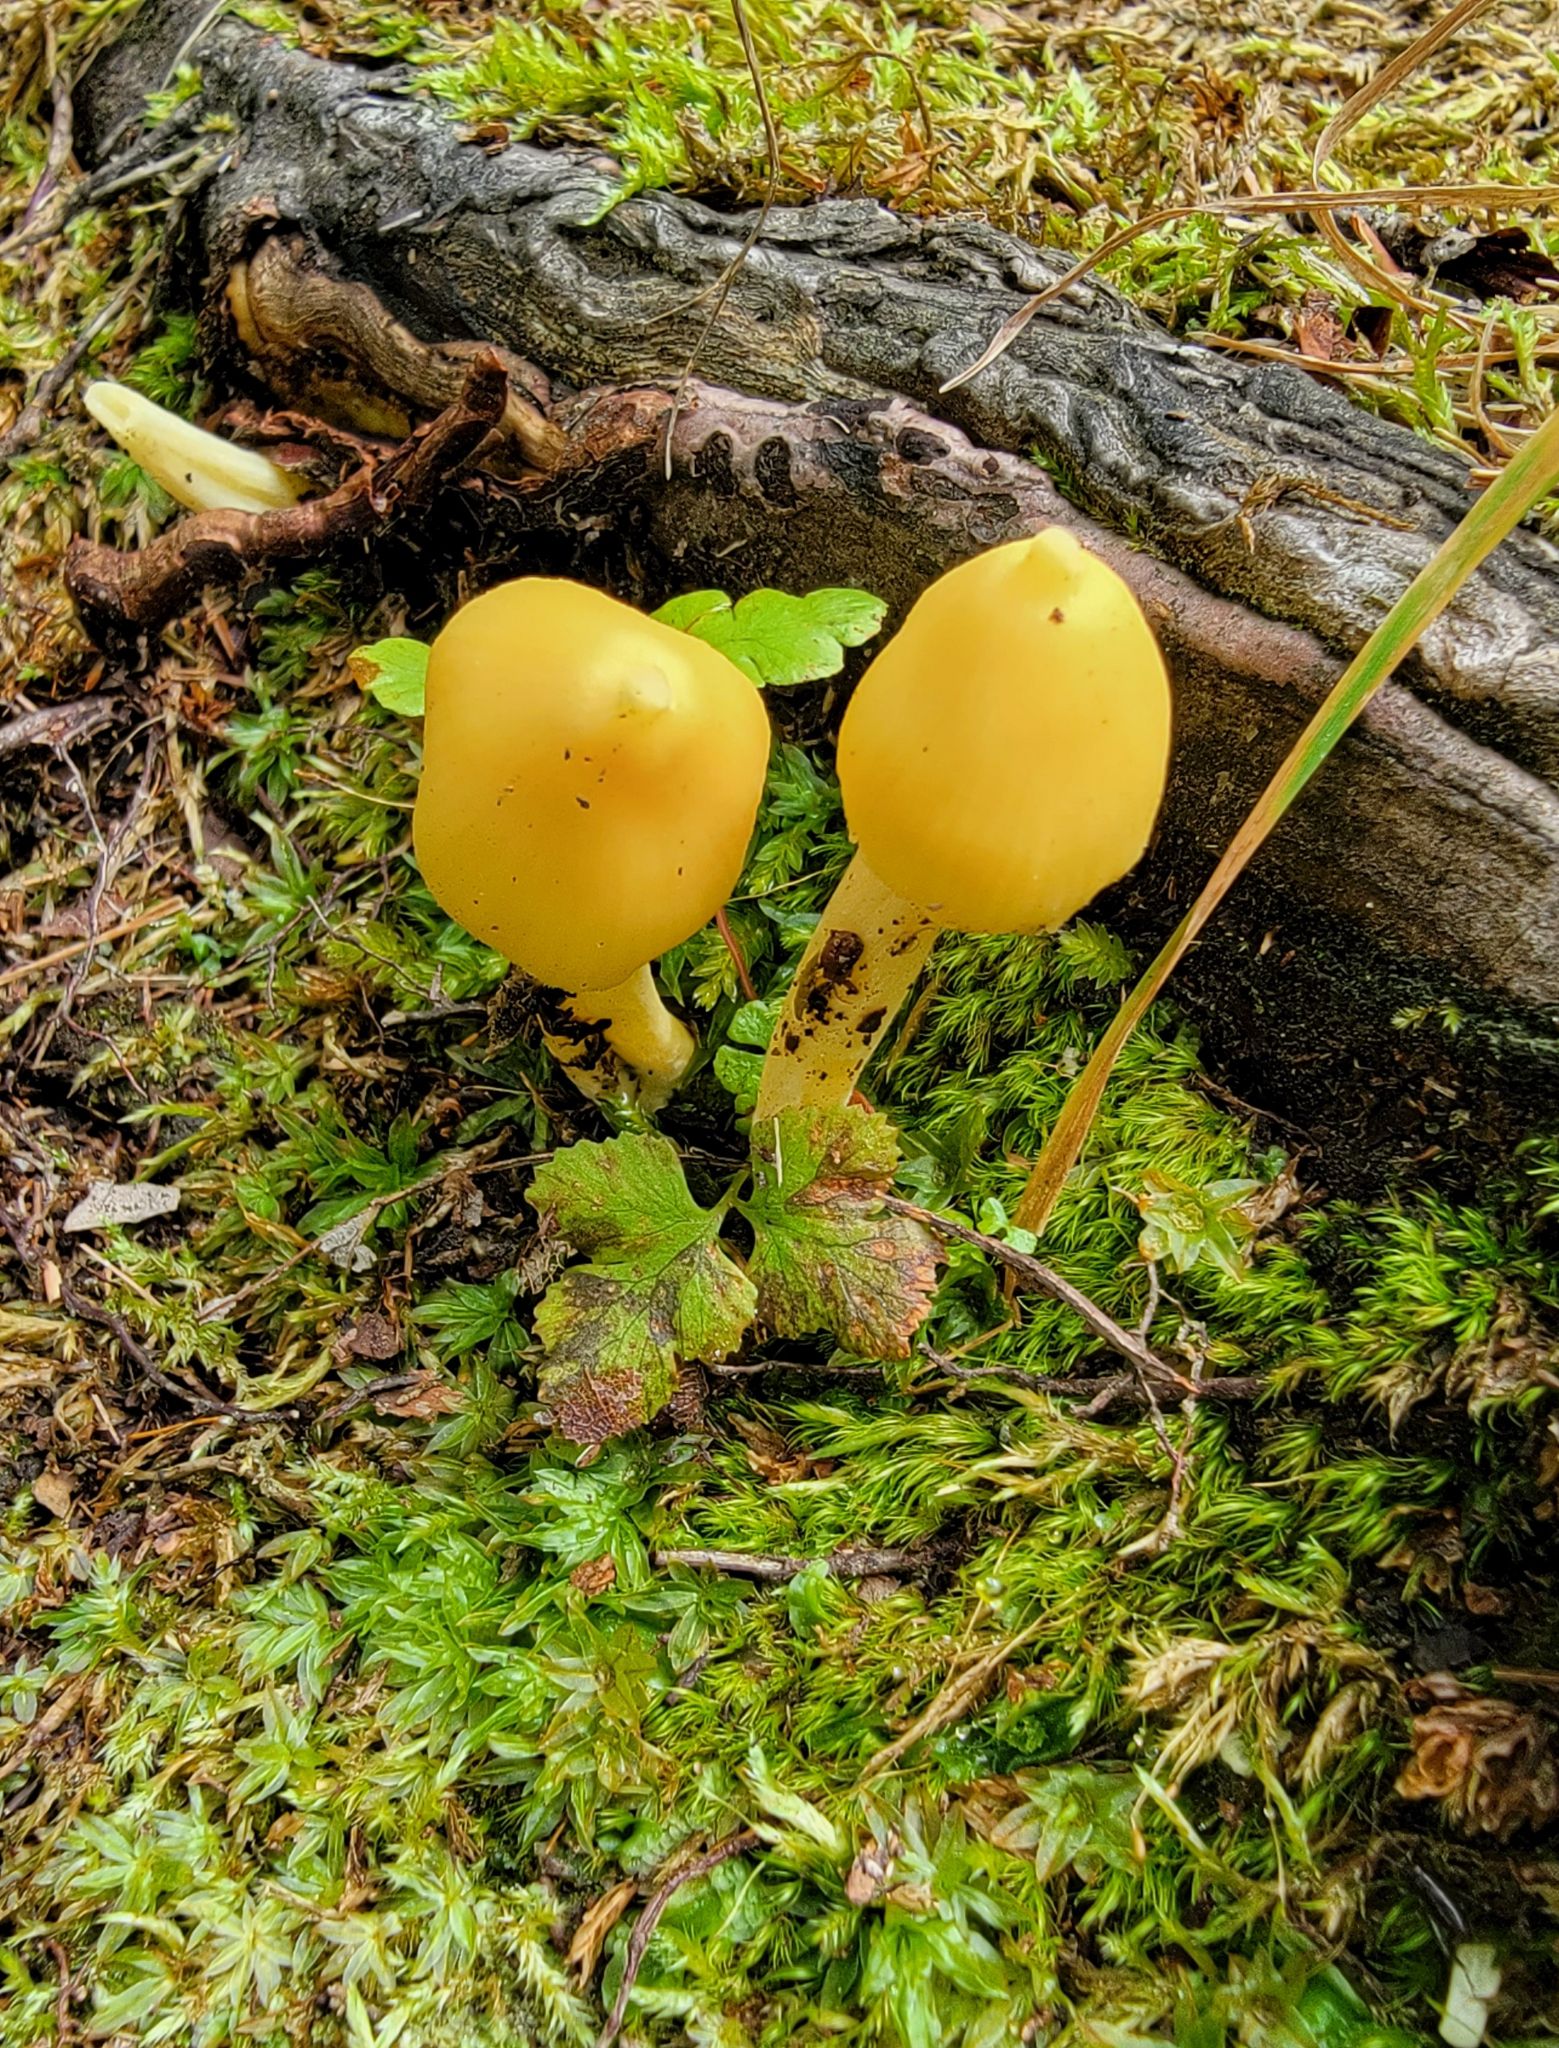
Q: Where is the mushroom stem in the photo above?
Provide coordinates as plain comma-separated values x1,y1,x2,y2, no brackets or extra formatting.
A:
756,854,937,1119
546,964,696,1114
83,381,307,515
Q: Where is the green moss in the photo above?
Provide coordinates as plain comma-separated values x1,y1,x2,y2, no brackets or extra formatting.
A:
4,5,1559,2041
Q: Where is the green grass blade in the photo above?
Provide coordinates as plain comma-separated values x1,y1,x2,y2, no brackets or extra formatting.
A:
1014,406,1559,1234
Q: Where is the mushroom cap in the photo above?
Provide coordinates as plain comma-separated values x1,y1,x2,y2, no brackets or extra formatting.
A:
414,579,771,990
835,531,1171,934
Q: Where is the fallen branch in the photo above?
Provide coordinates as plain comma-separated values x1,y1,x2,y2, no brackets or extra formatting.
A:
65,0,1559,1153
64,353,509,640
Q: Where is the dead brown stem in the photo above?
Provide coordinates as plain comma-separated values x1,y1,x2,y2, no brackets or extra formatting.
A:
65,354,509,641
652,1543,946,1583
597,1830,758,2048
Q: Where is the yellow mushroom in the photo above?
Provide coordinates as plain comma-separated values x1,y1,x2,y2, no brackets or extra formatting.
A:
83,380,306,515
414,578,771,1112
755,530,1171,1118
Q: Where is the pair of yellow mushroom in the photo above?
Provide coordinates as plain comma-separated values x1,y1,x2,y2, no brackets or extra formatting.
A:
413,533,1171,1115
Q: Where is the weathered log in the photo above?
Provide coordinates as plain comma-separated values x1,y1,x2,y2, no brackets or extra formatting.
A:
74,0,1559,1171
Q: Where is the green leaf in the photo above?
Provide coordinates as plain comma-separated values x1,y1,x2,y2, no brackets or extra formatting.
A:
349,638,431,717
527,1134,756,1445
1134,1170,1260,1280
654,586,887,687
741,1107,939,1357
651,589,731,634
714,998,782,1117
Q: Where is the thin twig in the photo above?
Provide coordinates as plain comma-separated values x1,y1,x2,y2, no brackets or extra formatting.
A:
0,697,121,757
58,742,161,1022
881,1197,1195,1393
921,1347,1260,1405
653,1543,944,1583
597,1830,758,2048
0,252,159,461
46,1937,74,2044
1310,0,1496,318
0,898,198,991
0,1201,266,1419
0,1672,92,1783
66,354,509,638
20,32,73,234
714,905,757,1002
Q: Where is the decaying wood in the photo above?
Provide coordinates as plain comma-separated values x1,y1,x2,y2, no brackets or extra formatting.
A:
70,0,1559,1139
226,234,567,469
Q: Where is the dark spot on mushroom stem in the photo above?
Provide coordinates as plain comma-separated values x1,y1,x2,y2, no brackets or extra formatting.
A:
823,930,866,977
576,797,590,809
783,1029,801,1053
563,748,571,759
858,1007,886,1038
796,927,867,1023
889,927,929,957
1051,607,1065,624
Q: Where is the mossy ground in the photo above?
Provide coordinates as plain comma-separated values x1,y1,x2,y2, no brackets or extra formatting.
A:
3,3,1559,2046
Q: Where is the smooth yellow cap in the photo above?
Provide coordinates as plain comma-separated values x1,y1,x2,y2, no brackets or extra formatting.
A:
835,531,1171,933
414,579,771,991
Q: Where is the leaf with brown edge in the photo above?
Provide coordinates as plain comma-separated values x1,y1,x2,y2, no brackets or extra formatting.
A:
741,1107,939,1357
528,1134,756,1447
566,1876,637,1982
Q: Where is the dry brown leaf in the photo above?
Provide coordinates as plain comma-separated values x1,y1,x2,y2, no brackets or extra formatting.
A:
1462,1582,1508,1617
1293,290,1350,364
844,1830,900,1906
341,1311,402,1361
1235,1158,1302,1234
730,1413,813,1485
371,1371,464,1419
31,1466,74,1518
1187,67,1246,139
1446,1289,1559,1411
569,1554,617,1598
1397,1681,1559,1837
567,1878,637,1983
1379,1510,1463,1596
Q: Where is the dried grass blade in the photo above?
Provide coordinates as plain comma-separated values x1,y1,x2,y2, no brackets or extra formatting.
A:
1014,402,1559,1234
938,179,1559,396
1310,0,1496,315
